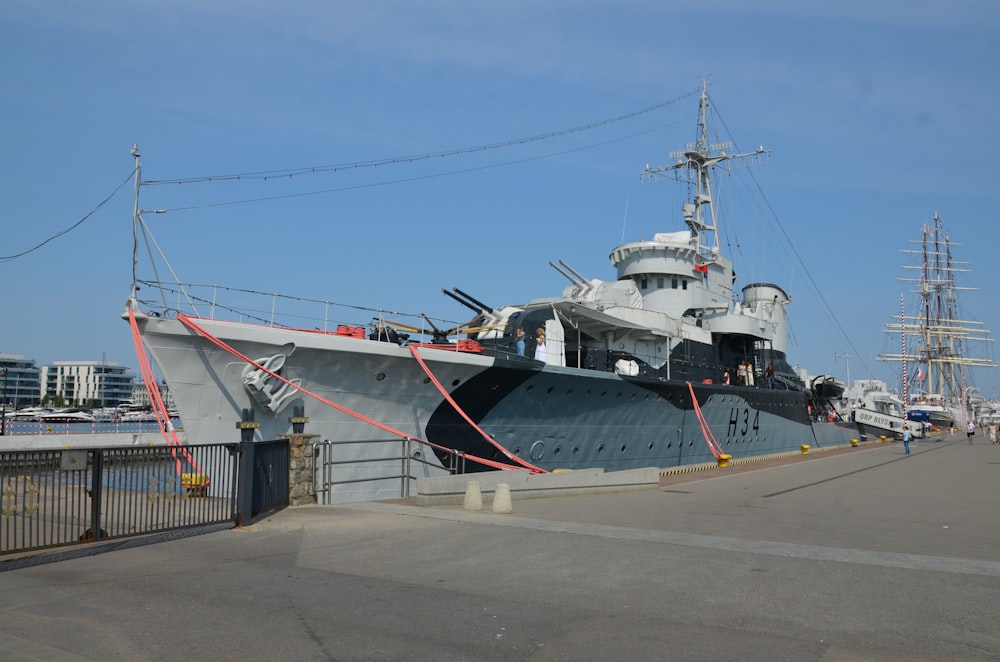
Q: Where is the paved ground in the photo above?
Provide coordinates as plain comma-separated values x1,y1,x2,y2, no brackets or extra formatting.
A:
1,434,998,661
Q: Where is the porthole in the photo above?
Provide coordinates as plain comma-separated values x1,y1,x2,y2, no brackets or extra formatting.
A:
553,446,562,456
546,386,554,394
375,373,386,381
620,444,628,454
667,442,672,449
597,444,606,453
647,442,654,450
572,446,581,455
451,379,460,386
526,385,534,392
422,377,431,384
512,447,522,455
411,450,422,460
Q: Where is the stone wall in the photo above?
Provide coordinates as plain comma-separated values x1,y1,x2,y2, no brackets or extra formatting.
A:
282,434,319,506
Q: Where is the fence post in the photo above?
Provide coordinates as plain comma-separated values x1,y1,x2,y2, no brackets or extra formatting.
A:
235,409,260,527
90,450,104,540
280,406,319,506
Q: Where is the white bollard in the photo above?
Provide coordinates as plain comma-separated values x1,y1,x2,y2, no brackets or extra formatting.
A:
491,482,512,514
463,480,482,511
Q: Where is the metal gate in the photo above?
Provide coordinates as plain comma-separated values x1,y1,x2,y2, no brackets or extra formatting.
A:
241,439,289,521
1,444,239,555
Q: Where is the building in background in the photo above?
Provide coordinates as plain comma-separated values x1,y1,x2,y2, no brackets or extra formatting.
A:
41,361,135,407
0,354,42,409
129,379,175,411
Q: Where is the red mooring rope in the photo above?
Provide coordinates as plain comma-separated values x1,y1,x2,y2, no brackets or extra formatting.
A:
173,313,536,472
687,382,724,459
128,308,204,478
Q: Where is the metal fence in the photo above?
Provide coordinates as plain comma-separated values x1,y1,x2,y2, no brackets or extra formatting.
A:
1,444,239,555
313,437,467,504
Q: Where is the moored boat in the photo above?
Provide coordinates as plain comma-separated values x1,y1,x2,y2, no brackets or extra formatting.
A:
844,379,923,440
36,409,95,424
125,83,859,503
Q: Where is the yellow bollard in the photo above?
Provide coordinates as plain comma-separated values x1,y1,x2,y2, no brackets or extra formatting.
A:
717,453,732,467
850,438,859,447
879,436,886,444
800,444,810,455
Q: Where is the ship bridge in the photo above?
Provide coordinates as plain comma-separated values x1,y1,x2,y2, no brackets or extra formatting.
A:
609,231,734,319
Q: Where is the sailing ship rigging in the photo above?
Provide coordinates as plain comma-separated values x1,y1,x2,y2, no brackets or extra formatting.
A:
878,211,995,425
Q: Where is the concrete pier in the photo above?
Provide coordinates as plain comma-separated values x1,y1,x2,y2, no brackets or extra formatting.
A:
1,435,998,660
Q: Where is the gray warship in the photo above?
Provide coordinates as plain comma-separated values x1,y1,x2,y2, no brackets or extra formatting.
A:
127,83,857,502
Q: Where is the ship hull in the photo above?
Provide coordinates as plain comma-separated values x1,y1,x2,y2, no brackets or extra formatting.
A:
135,313,858,503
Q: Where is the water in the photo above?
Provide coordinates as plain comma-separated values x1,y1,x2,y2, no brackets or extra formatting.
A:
1,419,181,436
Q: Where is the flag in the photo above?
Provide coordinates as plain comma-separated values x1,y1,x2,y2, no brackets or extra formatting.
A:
917,368,925,381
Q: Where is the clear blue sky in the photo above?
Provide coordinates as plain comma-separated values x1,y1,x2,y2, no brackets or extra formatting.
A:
2,1,998,400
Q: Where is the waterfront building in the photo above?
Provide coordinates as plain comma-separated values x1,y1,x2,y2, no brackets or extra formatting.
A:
129,380,175,410
0,354,42,409
41,361,135,407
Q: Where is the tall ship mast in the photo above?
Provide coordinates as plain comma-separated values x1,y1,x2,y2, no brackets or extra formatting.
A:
878,212,996,425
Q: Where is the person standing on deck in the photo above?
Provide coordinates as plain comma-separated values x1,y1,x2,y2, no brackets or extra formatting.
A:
533,328,547,362
515,327,526,357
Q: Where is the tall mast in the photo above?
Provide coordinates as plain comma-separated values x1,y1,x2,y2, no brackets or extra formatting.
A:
131,144,141,299
643,79,766,259
879,212,995,405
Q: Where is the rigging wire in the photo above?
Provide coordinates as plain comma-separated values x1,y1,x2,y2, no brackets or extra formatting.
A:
3,91,697,258
147,119,692,214
708,93,874,379
0,168,136,262
144,89,699,187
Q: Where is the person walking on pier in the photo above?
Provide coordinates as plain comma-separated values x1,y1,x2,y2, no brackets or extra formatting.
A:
966,419,975,444
902,427,911,455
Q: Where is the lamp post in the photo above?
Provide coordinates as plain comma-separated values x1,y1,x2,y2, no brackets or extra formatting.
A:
1,366,7,436
835,352,852,388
